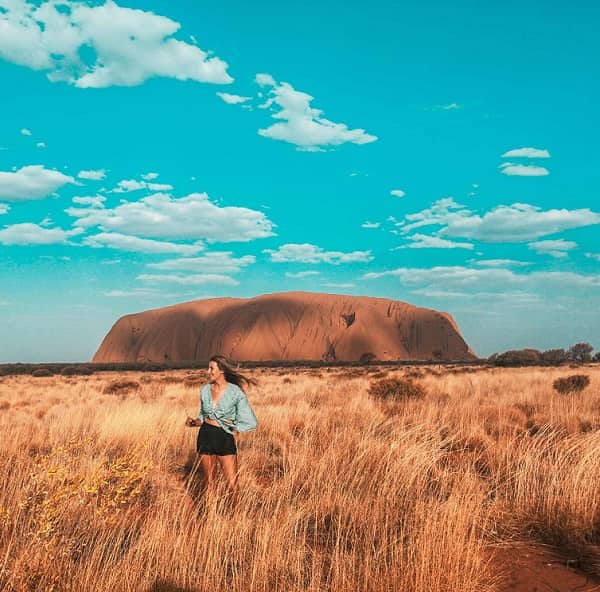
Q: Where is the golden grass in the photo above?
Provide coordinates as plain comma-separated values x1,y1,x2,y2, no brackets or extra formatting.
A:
1,366,599,591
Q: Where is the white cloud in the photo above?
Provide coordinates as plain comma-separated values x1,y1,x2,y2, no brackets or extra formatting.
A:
472,259,531,267
72,195,106,208
83,232,204,254
255,73,377,151
36,142,46,148
137,273,238,285
398,198,600,242
66,191,275,242
264,243,373,264
216,92,252,105
141,172,159,181
78,169,106,180
441,103,460,110
528,239,577,258
398,233,474,250
499,162,549,176
255,73,276,87
390,189,405,198
361,221,380,229
323,282,356,288
0,222,81,245
0,165,74,201
363,265,600,293
20,128,32,136
0,203,9,215
111,178,173,192
285,270,320,278
147,251,255,273
585,253,600,262
0,0,233,88
501,147,551,159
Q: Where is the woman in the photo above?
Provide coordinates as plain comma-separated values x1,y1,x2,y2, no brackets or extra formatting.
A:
185,355,258,491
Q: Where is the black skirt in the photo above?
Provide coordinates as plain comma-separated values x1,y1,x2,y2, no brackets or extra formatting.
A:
196,422,237,456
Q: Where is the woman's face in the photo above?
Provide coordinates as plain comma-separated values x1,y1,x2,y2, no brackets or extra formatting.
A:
207,360,224,383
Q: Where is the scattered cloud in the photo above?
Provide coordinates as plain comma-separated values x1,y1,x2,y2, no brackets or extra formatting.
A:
472,259,531,267
585,253,600,262
398,233,474,250
363,265,600,294
20,128,32,136
285,270,320,278
499,162,549,176
397,198,600,242
0,222,82,245
528,239,577,258
264,243,373,264
441,103,460,110
66,192,275,242
361,221,380,229
72,195,106,208
137,273,238,285
78,169,106,181
0,203,9,215
141,172,159,181
83,232,205,255
0,0,233,88
216,92,252,105
112,179,173,192
36,142,46,148
390,189,405,198
323,282,356,288
0,165,74,201
255,73,377,151
501,147,550,159
147,251,255,273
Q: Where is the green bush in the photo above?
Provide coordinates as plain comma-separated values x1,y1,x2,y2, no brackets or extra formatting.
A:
31,368,53,377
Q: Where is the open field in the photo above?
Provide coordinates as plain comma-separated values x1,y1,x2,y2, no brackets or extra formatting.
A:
1,365,600,591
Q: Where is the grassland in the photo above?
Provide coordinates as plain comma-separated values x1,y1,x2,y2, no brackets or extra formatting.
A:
0,365,599,591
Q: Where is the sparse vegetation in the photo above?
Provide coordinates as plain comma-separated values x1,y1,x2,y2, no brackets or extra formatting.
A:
1,366,600,591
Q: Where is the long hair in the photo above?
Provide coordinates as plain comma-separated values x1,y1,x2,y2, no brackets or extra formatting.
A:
210,354,257,390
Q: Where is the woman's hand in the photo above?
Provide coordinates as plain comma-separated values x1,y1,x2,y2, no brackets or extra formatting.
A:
185,417,200,427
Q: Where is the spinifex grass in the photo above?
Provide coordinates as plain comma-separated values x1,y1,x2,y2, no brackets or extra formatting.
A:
0,365,599,591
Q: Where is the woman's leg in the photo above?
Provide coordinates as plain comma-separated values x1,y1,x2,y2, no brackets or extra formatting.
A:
199,454,218,486
218,454,238,491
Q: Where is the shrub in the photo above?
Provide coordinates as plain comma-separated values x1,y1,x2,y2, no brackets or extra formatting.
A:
552,374,590,395
31,368,53,377
103,380,140,395
540,348,568,366
492,349,542,367
60,365,93,376
368,377,426,401
567,342,594,364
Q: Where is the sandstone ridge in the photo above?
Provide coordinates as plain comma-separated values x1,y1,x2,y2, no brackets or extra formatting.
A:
93,291,476,363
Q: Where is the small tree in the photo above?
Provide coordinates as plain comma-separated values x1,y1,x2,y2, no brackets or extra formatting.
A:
541,348,568,366
594,351,600,363
568,342,594,364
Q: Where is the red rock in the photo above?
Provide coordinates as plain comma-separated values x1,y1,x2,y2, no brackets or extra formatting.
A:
92,291,476,362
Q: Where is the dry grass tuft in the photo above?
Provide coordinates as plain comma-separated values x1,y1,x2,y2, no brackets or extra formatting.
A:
103,380,141,395
553,374,591,395
368,376,426,400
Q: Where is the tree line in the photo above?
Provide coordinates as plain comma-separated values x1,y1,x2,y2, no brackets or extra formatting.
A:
488,343,598,367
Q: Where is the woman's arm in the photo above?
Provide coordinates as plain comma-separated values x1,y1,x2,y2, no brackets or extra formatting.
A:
234,389,258,432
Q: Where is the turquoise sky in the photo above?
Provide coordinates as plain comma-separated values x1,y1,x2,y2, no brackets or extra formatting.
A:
1,0,599,362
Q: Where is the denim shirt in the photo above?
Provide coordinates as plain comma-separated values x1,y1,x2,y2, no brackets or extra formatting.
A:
197,382,258,434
